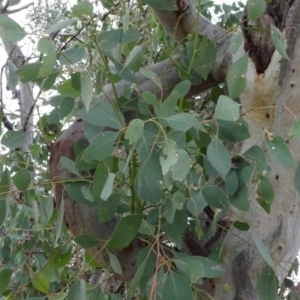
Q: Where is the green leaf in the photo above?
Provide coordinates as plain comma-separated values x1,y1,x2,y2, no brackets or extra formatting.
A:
202,185,229,209
193,36,216,80
135,169,163,204
127,252,149,298
177,259,204,284
0,169,11,199
46,19,76,34
225,169,238,197
0,14,27,42
172,191,186,210
108,251,123,275
75,235,99,248
100,173,115,201
59,46,85,65
81,71,93,111
159,91,180,119
59,156,79,176
52,244,72,268
271,24,289,60
265,134,294,168
295,163,300,196
229,33,242,54
37,37,56,78
162,271,193,300
173,80,192,99
243,145,266,173
82,131,118,161
77,100,124,130
166,113,203,131
0,199,9,229
144,0,177,10
233,221,250,231
67,279,86,300
59,97,75,119
48,293,67,300
107,215,142,250
251,230,274,268
290,120,300,138
256,175,274,214
7,61,18,88
256,265,278,300
213,95,240,121
93,162,109,200
98,194,119,223
12,168,31,191
0,269,13,294
210,119,250,142
207,137,231,179
31,272,50,293
186,190,207,216
1,130,26,149
174,255,224,278
229,185,250,211
125,119,144,144
58,79,81,98
160,138,178,175
171,149,191,181
15,62,42,82
226,54,248,99
248,0,266,20
114,62,138,83
72,1,93,17
165,209,187,248
55,198,64,243
164,198,176,224
97,27,140,51
125,46,143,72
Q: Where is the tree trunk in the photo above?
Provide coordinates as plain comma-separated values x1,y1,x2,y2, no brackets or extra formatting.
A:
0,3,34,150
49,0,300,298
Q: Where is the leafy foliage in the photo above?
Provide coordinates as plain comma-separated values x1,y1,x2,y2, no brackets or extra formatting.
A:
0,0,299,299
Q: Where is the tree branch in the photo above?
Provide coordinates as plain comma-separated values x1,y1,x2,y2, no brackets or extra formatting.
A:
3,2,34,14
152,0,232,81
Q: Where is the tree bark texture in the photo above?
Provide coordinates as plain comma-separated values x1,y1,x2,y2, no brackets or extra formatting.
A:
49,0,300,298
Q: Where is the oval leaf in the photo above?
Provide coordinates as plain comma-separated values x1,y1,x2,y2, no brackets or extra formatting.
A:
214,95,240,121
12,168,31,191
271,24,289,60
125,119,144,144
207,137,231,179
248,0,266,20
265,134,294,168
226,54,248,99
75,234,99,248
1,130,26,149
202,185,229,209
107,215,142,250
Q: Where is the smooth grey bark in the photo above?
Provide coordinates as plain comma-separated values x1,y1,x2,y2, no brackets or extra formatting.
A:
50,0,300,299
0,3,34,150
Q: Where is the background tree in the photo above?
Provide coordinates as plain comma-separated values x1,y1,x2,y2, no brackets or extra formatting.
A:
0,0,300,299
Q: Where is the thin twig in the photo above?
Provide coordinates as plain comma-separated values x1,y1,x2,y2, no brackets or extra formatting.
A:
5,2,34,14
1,0,10,13
59,21,91,51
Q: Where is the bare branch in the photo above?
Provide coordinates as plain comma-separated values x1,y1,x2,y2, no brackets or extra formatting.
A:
5,2,34,14
1,0,10,13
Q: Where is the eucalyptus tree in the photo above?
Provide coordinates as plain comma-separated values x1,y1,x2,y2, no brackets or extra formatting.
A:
0,0,300,299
